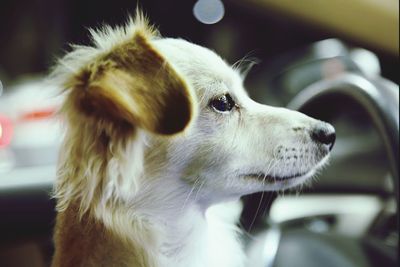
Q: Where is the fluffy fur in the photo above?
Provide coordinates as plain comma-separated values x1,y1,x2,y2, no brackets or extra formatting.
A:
51,11,334,267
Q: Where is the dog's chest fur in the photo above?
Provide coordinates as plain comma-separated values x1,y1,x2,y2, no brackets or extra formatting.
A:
158,201,245,267
52,201,245,267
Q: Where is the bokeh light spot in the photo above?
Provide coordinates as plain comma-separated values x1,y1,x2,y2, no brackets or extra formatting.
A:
193,0,225,25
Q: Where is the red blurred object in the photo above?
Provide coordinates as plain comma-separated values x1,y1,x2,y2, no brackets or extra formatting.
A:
0,114,13,148
19,107,56,122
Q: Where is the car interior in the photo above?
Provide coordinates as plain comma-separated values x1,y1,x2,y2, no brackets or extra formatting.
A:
0,1,398,266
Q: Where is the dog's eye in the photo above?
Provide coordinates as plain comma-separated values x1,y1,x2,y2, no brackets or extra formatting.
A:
210,94,236,112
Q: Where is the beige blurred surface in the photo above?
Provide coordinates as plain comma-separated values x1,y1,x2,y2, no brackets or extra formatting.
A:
235,0,399,55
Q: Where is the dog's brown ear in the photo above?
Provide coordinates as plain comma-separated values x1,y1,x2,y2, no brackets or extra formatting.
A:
70,31,194,135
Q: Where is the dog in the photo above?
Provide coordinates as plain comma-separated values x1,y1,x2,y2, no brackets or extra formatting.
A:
50,11,335,267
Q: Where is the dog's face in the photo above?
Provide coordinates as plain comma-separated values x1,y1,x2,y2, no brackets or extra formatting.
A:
55,17,335,211
145,38,335,202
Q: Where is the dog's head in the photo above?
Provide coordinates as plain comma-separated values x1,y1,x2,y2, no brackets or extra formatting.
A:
54,13,335,213
149,38,335,203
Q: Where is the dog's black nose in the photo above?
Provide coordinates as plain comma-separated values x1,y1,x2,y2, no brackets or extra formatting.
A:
311,123,336,150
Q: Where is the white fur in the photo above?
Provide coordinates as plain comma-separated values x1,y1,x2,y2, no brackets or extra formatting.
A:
54,16,333,267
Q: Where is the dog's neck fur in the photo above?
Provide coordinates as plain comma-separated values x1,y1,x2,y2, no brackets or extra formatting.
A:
126,172,244,267
53,132,244,267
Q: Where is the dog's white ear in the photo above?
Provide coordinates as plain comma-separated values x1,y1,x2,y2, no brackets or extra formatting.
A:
67,31,194,135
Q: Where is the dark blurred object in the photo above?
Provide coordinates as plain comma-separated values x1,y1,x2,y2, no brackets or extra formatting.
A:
0,0,67,82
250,39,386,105
273,228,397,267
0,184,55,267
245,69,398,267
279,73,398,267
0,241,50,267
288,74,398,197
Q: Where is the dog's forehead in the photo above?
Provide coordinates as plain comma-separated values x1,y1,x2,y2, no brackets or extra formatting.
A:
153,38,228,72
153,38,243,95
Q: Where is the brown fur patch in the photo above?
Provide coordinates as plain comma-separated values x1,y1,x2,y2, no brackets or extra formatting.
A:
52,203,153,267
66,32,194,135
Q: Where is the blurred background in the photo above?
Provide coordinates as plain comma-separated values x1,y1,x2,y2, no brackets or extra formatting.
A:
0,0,398,267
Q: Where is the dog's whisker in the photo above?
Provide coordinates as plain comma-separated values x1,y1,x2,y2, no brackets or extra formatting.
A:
247,158,279,232
248,190,265,233
261,191,276,218
231,52,259,78
180,178,200,212
194,180,206,203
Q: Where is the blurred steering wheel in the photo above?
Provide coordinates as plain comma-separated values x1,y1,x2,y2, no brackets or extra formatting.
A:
244,73,398,267
289,74,398,202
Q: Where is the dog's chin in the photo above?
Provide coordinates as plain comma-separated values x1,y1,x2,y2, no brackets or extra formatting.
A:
241,170,315,190
244,171,311,183
242,154,330,190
